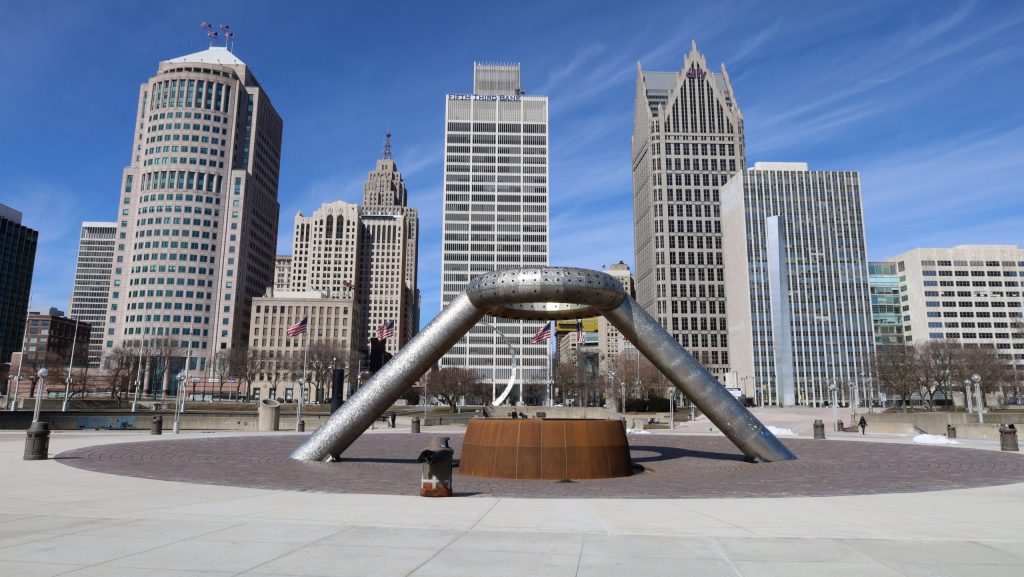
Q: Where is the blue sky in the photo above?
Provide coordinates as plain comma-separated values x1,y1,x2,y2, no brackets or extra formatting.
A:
1,1,1022,327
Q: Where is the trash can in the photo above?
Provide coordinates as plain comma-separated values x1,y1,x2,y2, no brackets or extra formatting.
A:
24,421,50,461
835,420,844,432
1000,424,1019,452
813,419,825,439
258,398,281,432
410,417,420,434
296,420,305,433
150,415,163,435
946,424,957,439
417,437,454,497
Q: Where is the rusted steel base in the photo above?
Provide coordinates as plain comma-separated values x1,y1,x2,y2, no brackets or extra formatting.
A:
459,418,633,480
419,484,453,497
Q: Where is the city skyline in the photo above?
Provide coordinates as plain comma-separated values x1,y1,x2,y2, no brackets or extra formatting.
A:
1,1,1022,329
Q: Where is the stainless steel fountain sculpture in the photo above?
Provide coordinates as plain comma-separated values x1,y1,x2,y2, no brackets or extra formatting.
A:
290,267,796,463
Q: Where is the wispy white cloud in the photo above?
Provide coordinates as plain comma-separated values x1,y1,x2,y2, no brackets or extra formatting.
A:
858,126,1024,258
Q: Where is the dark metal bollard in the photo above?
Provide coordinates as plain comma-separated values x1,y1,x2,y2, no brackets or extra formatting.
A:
417,437,454,497
947,424,957,439
410,417,421,434
813,419,826,439
150,415,163,435
24,421,50,460
297,420,305,433
835,420,844,432
1000,424,1019,452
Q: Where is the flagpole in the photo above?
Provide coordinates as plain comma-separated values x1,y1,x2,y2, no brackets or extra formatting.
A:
547,328,553,407
297,327,308,432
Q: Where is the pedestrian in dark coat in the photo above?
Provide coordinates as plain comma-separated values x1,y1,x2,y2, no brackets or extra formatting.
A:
858,416,867,435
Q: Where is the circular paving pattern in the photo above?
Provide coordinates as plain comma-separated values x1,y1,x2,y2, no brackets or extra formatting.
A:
56,433,1024,499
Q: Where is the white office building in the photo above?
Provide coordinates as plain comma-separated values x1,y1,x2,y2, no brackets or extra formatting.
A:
885,245,1024,375
439,63,550,397
68,222,117,367
722,163,873,406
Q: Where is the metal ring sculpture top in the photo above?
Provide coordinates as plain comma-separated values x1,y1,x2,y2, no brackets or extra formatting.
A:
466,267,626,320
290,266,796,464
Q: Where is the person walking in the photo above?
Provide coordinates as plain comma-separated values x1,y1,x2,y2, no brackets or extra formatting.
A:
858,415,867,435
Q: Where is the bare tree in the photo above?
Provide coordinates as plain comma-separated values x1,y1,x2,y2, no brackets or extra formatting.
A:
148,338,183,398
266,356,287,400
873,344,919,412
229,346,265,401
958,345,1010,407
427,367,485,412
211,350,232,400
105,346,137,405
917,340,960,409
307,342,348,403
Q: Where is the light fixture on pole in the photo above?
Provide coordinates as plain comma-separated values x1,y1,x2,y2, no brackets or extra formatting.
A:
607,370,615,412
296,377,305,432
829,381,839,432
173,371,186,434
61,317,80,412
964,378,973,414
31,368,48,423
971,373,984,424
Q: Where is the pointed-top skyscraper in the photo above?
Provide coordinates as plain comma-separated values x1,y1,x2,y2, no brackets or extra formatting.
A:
358,133,419,355
632,42,745,380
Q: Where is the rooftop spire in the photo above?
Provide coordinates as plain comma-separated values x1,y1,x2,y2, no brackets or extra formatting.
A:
383,130,391,160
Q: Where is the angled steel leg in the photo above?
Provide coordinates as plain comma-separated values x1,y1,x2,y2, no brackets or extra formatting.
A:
604,295,796,462
290,294,484,461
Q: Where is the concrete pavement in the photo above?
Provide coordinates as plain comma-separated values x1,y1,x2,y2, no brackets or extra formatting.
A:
2,424,1024,576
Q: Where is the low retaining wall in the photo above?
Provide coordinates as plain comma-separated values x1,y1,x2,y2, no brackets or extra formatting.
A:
0,411,331,432
861,412,1015,439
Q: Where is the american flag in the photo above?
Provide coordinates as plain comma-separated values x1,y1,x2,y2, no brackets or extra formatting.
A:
576,319,585,344
286,317,308,337
200,21,213,31
531,321,552,344
219,24,231,32
377,320,396,341
343,280,354,290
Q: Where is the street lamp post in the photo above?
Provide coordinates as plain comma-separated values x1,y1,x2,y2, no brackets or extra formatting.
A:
61,317,80,412
829,382,839,432
607,370,616,412
963,378,973,414
31,368,48,423
173,372,186,434
971,373,984,424
667,387,675,430
295,378,305,432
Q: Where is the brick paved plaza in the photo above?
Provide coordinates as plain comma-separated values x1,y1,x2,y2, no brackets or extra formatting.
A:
3,421,1024,576
57,432,1024,498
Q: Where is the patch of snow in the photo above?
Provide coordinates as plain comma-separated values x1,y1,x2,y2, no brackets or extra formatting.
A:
766,426,797,436
913,434,959,445
626,429,650,434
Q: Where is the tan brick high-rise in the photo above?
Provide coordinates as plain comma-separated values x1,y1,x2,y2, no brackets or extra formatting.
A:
102,46,282,386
